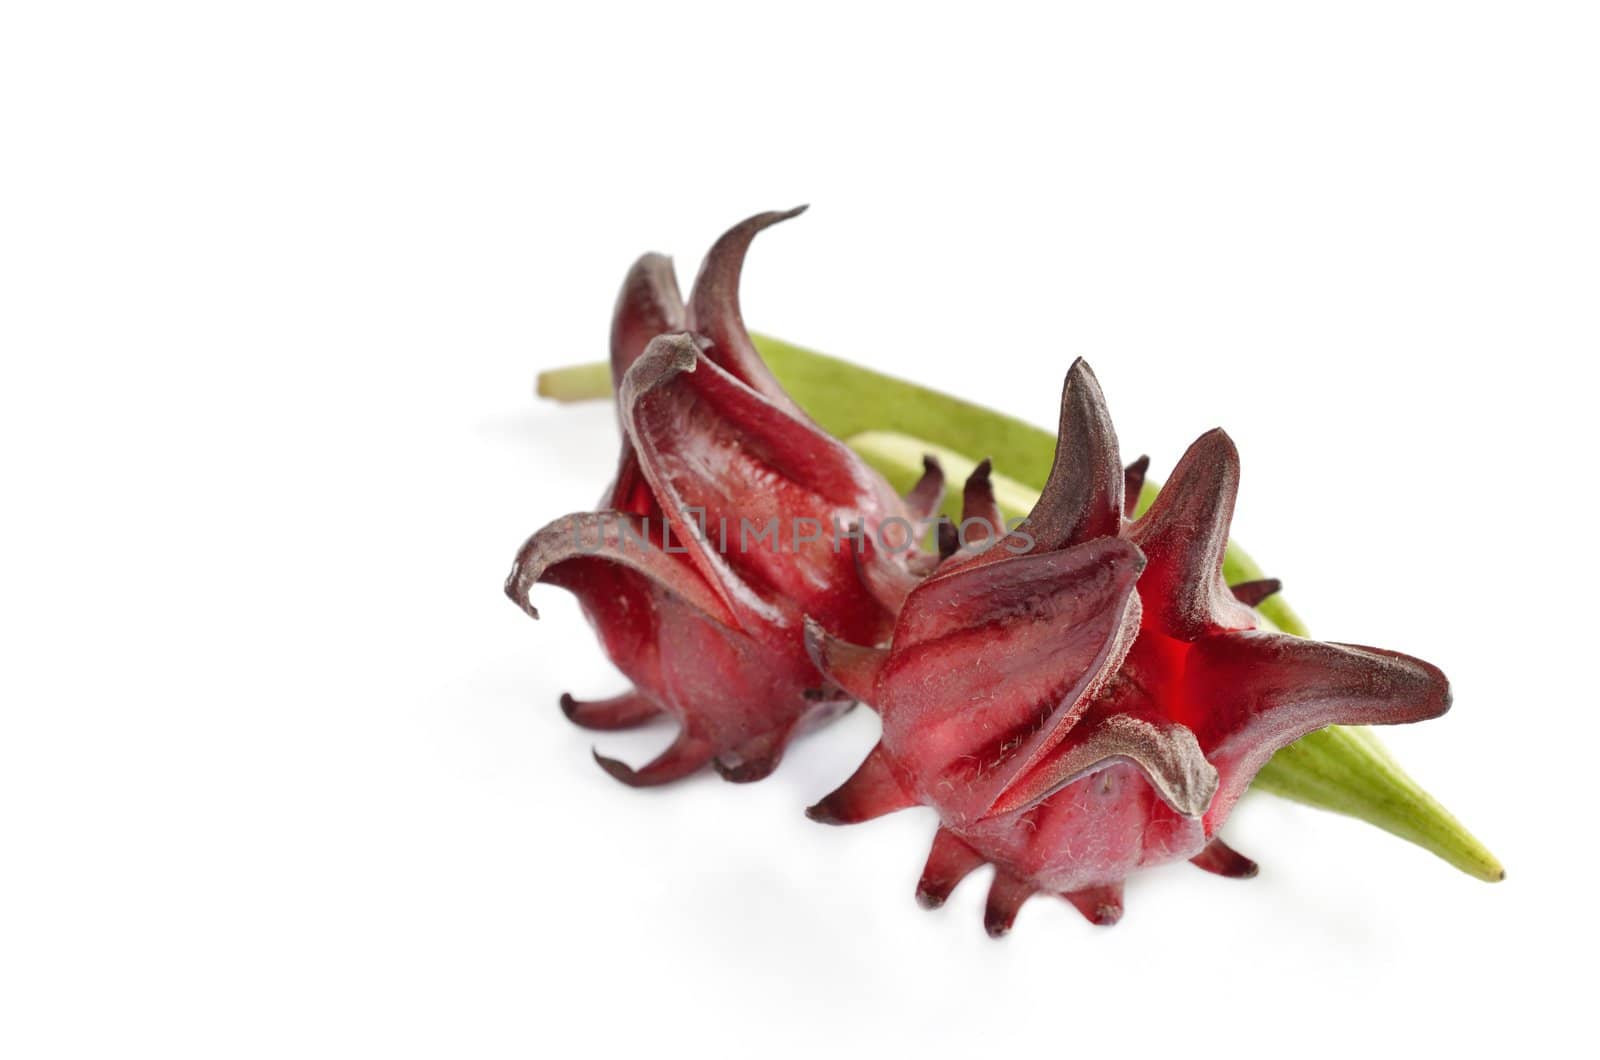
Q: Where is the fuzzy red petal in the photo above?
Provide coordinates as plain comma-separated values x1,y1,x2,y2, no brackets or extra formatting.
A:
916,828,985,909
601,254,684,516
505,510,736,629
507,510,832,782
508,511,834,784
684,207,811,414
814,355,1455,930
1024,358,1125,550
513,212,925,787
1189,836,1259,878
1185,631,1451,830
877,537,1146,825
620,333,906,643
610,252,686,384
958,459,1001,547
987,692,1217,821
805,742,917,825
903,455,946,524
560,690,665,732
1122,455,1150,518
1125,429,1258,640
942,359,1123,573
847,525,922,614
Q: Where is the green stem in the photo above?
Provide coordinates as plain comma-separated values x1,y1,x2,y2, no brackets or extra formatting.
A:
537,361,612,402
534,335,1503,882
1251,727,1505,881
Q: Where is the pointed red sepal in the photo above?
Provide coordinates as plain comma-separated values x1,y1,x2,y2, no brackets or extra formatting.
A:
986,697,1218,821
879,538,1146,824
984,871,1036,937
1186,631,1452,829
1229,578,1282,608
712,726,793,784
1122,455,1150,518
848,525,921,614
1018,359,1124,551
610,252,685,384
1062,881,1124,926
621,333,904,638
505,510,738,629
1126,428,1258,640
513,212,936,789
801,353,1458,929
560,690,665,732
916,828,986,909
592,731,715,787
959,458,1001,547
904,455,946,523
806,743,916,825
602,254,687,516
684,206,810,413
803,617,887,703
1190,836,1259,878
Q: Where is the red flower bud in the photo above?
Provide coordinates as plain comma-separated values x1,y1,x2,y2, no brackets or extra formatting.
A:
506,212,939,785
806,359,1450,934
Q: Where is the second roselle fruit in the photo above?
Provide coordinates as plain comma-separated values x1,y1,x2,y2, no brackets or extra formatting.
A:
805,360,1452,934
505,211,941,785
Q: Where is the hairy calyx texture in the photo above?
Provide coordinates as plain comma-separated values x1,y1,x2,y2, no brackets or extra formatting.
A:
805,360,1450,935
509,209,1462,935
505,210,939,785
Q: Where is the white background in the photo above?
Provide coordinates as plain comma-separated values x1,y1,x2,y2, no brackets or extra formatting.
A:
3,3,1596,1057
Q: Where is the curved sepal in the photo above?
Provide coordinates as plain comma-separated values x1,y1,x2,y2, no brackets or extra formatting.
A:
806,743,916,825
1126,428,1257,640
916,828,986,909
1190,836,1259,878
560,690,664,732
504,510,736,629
602,254,686,515
1187,631,1452,830
685,206,810,414
1062,881,1124,926
1122,455,1150,518
881,538,1146,824
593,731,714,787
713,726,794,784
610,252,685,384
847,526,921,614
987,700,1218,820
621,334,903,636
1018,358,1124,551
1229,578,1282,608
984,871,1035,937
802,617,887,703
959,458,1001,548
903,455,946,523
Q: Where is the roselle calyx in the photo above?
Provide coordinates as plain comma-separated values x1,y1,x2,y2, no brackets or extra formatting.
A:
806,360,1455,933
537,335,1502,884
506,211,939,785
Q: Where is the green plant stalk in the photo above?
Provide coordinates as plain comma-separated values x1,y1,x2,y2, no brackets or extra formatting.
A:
535,336,1503,881
537,360,610,401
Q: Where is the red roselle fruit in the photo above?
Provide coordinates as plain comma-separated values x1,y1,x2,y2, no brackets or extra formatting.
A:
805,359,1451,934
504,210,941,785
